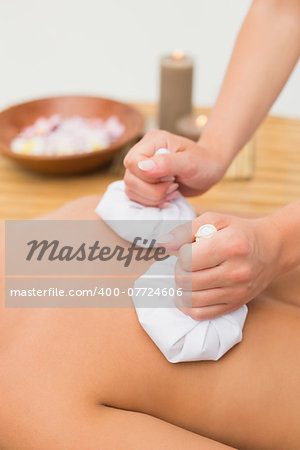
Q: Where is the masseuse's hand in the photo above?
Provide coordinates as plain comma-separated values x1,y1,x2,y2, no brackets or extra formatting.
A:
123,130,227,207
158,212,282,319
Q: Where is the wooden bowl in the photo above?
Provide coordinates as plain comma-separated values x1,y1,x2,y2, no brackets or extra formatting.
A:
0,96,144,175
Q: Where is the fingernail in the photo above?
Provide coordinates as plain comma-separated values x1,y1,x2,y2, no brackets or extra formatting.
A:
138,159,156,171
166,183,179,195
161,176,175,182
166,191,180,201
160,202,171,209
157,233,173,243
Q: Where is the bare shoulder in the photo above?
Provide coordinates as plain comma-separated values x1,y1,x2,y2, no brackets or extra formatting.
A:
37,195,102,220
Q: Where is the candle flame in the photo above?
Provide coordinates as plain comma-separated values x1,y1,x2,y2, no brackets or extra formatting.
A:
196,114,208,128
172,49,184,60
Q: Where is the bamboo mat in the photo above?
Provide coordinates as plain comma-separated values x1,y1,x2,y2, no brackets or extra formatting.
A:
0,104,299,219
224,139,255,180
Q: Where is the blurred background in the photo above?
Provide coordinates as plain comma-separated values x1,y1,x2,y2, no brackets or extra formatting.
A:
1,0,299,117
0,0,299,220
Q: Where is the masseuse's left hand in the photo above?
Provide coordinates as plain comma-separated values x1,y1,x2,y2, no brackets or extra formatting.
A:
158,212,282,319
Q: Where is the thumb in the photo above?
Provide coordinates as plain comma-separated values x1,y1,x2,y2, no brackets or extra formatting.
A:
157,212,230,250
137,152,187,179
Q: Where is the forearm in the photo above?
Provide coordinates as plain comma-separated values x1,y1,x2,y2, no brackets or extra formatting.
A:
200,0,300,167
267,199,300,274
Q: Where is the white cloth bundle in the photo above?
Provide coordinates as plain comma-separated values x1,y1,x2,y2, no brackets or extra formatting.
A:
95,150,247,363
133,256,247,363
95,180,196,245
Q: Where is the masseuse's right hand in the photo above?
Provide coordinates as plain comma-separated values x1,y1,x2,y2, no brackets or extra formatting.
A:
123,130,228,208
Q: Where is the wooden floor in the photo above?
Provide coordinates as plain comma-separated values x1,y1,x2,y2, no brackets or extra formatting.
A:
0,103,299,220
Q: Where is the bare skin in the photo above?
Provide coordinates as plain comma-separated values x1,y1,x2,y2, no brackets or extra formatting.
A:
0,196,299,449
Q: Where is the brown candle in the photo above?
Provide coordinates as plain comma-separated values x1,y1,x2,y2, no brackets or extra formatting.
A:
175,114,208,141
159,50,193,133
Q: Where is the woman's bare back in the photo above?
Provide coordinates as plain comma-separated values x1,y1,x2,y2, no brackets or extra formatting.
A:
0,196,299,450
